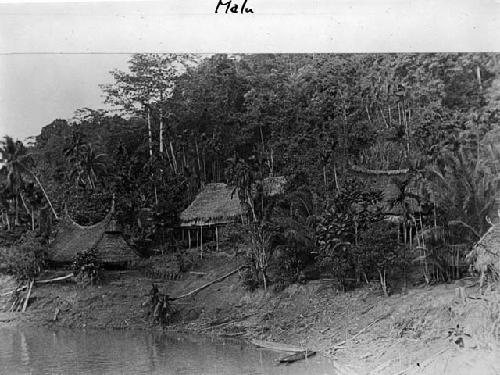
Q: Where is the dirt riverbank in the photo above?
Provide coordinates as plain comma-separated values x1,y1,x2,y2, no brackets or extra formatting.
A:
1,253,500,375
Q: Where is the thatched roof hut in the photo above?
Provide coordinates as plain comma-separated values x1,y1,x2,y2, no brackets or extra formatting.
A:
180,183,242,227
48,208,140,266
180,177,287,228
467,222,500,284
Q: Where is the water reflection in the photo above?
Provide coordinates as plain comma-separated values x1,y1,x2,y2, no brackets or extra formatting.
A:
0,326,336,375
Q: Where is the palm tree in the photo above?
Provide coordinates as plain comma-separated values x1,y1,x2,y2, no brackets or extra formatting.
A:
65,140,107,191
1,136,30,226
427,149,495,237
80,145,107,190
0,136,58,223
63,131,87,161
412,149,496,282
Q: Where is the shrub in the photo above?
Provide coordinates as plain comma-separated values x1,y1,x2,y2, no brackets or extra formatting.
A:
3,232,47,282
357,221,405,296
270,241,316,288
316,180,388,290
72,248,101,286
240,266,261,291
317,240,356,288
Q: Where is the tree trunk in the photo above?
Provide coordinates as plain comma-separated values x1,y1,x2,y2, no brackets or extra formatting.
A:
409,222,413,248
5,212,10,230
341,95,348,172
195,139,201,181
270,148,274,176
354,218,359,246
476,66,482,171
397,102,402,126
19,192,32,220
403,101,410,156
378,108,389,128
146,107,153,159
159,108,164,154
402,218,408,292
378,269,388,297
215,226,219,252
365,105,372,124
171,266,248,300
170,142,178,174
202,152,206,182
433,201,437,228
15,196,19,227
333,163,340,192
29,174,57,220
164,141,175,173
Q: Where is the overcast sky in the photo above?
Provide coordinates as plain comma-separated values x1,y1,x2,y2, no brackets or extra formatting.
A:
0,54,130,141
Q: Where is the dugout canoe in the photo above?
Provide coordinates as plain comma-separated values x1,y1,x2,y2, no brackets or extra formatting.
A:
279,350,317,364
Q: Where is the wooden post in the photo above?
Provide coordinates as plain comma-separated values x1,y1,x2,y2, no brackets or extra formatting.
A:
200,225,203,258
22,280,34,312
215,226,219,252
455,285,466,304
188,229,191,249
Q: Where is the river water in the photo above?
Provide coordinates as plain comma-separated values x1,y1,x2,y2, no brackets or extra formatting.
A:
0,327,337,375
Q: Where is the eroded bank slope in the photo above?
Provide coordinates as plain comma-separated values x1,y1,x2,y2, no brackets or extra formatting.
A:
1,253,499,375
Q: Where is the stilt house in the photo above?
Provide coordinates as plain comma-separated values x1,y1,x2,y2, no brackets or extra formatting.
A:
179,177,286,252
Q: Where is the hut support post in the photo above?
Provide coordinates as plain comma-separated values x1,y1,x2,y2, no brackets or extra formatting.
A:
188,229,191,249
200,225,203,259
215,226,219,252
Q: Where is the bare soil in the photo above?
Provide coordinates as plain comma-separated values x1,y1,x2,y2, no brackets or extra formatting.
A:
1,253,500,375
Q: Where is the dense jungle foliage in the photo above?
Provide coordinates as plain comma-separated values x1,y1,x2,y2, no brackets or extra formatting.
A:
2,53,500,290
